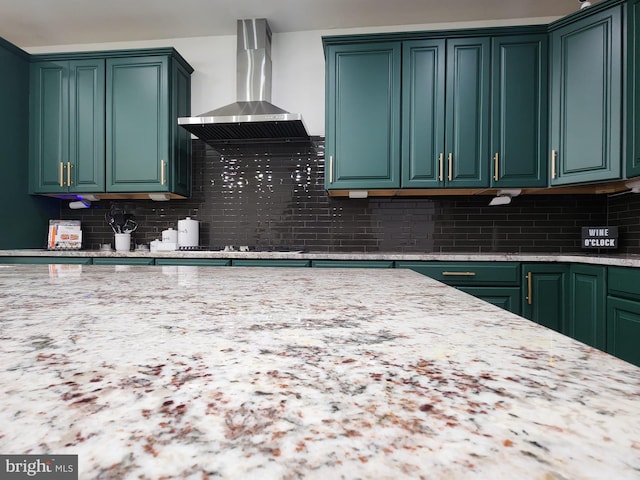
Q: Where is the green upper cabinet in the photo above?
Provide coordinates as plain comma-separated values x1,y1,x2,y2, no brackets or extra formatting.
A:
490,34,548,188
29,59,105,194
444,38,490,188
106,55,191,195
29,48,193,198
402,37,490,188
628,0,640,178
325,42,401,190
401,39,445,187
549,4,623,185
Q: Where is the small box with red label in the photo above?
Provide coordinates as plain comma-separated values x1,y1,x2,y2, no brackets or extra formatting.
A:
47,220,83,250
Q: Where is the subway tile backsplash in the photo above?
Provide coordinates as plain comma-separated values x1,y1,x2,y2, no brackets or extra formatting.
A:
59,138,640,254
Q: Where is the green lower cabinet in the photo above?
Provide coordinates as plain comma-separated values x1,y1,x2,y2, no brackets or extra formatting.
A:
231,260,311,268
92,257,154,265
606,296,640,367
567,264,607,350
396,261,520,313
457,286,521,315
311,260,393,268
155,259,231,266
521,264,569,333
0,257,91,264
396,261,520,286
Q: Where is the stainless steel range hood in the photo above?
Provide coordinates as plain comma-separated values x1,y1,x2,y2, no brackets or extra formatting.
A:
178,19,309,146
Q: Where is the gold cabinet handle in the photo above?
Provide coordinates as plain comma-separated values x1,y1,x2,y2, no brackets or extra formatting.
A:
329,155,334,184
448,153,453,181
59,162,65,187
551,150,557,179
442,271,476,276
67,161,72,187
493,152,499,181
160,159,166,185
526,272,532,305
438,153,444,182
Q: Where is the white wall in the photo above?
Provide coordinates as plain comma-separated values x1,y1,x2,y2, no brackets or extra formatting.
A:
26,17,556,137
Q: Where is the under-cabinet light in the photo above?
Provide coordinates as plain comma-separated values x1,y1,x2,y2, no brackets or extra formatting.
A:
625,179,640,193
488,189,521,206
149,194,170,201
69,199,91,209
348,191,368,199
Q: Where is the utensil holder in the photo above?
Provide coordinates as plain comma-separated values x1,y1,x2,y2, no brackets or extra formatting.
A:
114,233,131,252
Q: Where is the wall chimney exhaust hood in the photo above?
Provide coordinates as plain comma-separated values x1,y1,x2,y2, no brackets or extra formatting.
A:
178,19,309,147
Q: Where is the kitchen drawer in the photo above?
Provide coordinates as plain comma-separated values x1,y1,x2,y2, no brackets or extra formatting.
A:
396,261,520,286
93,257,154,266
311,260,394,268
608,267,640,301
155,259,231,266
231,259,311,268
0,256,92,265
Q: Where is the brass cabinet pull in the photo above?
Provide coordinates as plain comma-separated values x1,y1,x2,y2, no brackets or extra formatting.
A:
438,153,444,182
442,271,476,276
59,162,65,187
493,152,499,181
329,155,334,184
551,150,557,179
161,159,166,185
67,161,72,187
448,153,453,181
526,271,533,305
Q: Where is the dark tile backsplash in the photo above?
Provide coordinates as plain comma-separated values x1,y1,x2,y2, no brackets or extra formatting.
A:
607,192,640,253
59,138,640,254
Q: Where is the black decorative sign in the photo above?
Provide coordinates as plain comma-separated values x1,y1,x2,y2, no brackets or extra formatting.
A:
581,226,618,249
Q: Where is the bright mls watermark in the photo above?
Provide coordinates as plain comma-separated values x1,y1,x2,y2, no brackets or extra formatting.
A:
0,455,78,479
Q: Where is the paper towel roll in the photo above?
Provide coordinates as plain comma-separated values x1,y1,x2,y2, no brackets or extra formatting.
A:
178,217,199,247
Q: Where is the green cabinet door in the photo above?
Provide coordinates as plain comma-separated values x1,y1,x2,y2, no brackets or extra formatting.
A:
172,60,192,196
521,263,569,333
457,286,521,315
325,42,401,190
629,0,640,178
106,56,169,193
402,39,446,187
568,264,606,350
490,35,548,188
549,5,623,185
606,296,640,367
444,37,490,188
30,59,105,194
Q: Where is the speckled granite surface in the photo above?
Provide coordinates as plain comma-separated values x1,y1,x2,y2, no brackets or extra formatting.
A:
2,249,640,267
1,265,639,478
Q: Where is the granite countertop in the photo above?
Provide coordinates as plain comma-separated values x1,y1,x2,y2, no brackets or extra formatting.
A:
2,248,640,267
1,264,639,478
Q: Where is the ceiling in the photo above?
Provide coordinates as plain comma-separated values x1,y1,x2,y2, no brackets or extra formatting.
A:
2,0,598,49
